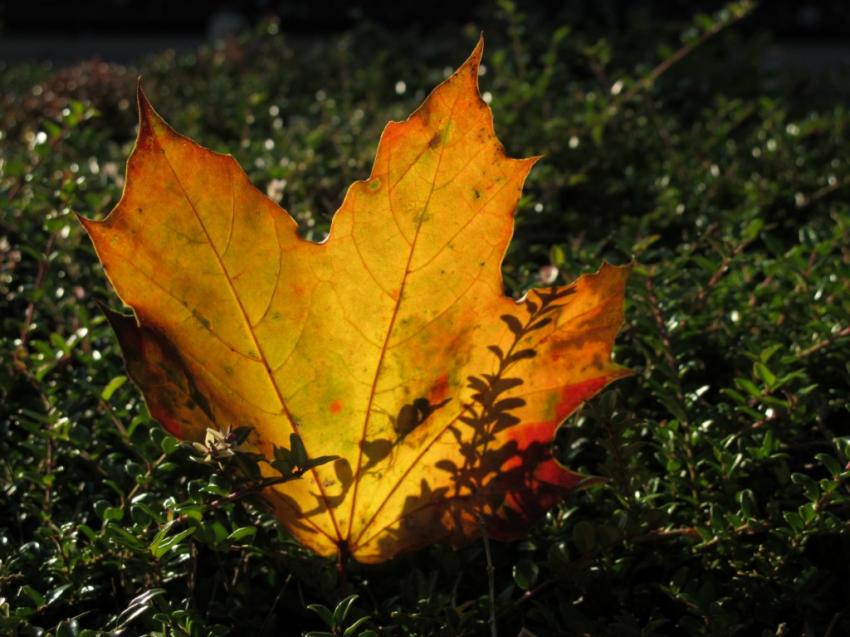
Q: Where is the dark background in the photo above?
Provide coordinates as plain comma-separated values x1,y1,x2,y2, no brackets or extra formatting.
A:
2,1,850,36
2,1,850,66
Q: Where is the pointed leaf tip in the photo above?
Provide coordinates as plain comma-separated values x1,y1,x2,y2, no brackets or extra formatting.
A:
136,81,150,116
74,210,93,231
473,33,484,60
135,82,166,138
464,35,484,75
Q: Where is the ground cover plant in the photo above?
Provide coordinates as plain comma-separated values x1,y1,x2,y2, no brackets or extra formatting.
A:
2,1,850,635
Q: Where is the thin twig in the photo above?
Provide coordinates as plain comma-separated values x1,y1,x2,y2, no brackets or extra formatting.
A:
337,541,350,595
260,574,293,637
825,612,842,637
796,326,850,359
170,471,307,526
694,236,756,305
629,526,701,543
610,2,756,113
795,175,850,211
479,517,498,637
14,232,57,362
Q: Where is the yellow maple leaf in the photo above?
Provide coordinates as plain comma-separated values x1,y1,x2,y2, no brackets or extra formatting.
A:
81,38,630,563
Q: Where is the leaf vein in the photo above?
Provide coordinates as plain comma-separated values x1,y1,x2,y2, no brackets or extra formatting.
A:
345,89,462,540
153,134,345,541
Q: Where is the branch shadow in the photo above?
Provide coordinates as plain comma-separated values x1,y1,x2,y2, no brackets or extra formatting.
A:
369,286,579,555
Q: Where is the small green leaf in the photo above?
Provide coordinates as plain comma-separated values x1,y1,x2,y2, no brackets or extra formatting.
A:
19,585,45,607
101,375,128,400
104,523,146,550
549,244,567,266
343,616,372,636
632,234,661,254
759,344,783,363
736,489,756,518
798,503,816,525
816,453,843,477
790,473,820,501
209,521,229,543
512,559,539,591
307,603,335,629
334,594,359,624
55,618,80,637
783,511,804,534
150,527,195,558
160,435,179,454
227,526,257,542
734,378,762,398
753,362,776,388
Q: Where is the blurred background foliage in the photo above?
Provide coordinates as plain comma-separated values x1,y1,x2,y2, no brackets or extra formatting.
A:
2,1,850,635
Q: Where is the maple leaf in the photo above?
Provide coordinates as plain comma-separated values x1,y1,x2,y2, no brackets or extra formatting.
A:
80,38,630,563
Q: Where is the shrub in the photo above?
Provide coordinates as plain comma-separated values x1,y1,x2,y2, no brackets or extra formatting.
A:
2,2,849,635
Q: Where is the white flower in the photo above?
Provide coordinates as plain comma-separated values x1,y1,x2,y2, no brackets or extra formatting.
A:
266,178,287,203
538,265,559,285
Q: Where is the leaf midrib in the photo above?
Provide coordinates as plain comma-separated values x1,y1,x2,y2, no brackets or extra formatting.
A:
344,91,460,543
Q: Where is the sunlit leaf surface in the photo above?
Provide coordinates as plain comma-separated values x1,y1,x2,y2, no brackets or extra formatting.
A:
82,39,630,563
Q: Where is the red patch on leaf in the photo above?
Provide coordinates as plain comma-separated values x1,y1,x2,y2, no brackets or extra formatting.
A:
427,374,450,405
156,413,183,438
